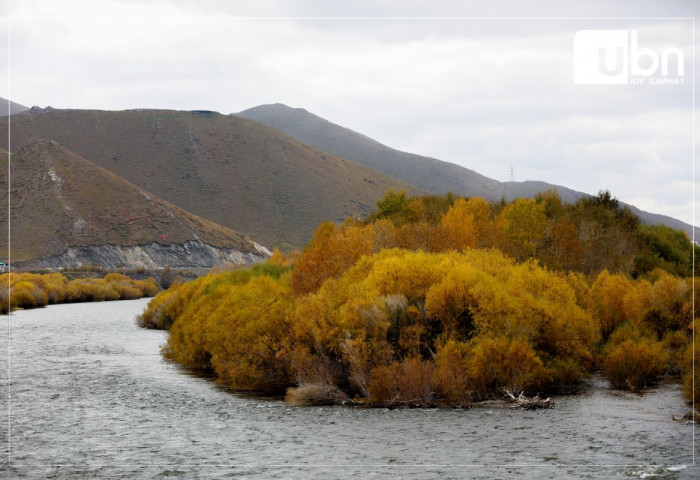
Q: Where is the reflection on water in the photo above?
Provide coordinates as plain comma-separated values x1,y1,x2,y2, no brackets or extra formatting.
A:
0,299,697,479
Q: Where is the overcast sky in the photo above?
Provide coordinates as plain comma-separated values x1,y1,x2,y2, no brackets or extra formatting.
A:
1,0,697,226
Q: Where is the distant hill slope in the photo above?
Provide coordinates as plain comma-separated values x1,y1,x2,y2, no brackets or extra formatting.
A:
1,109,426,247
0,97,30,116
0,140,269,267
238,103,696,239
237,103,507,200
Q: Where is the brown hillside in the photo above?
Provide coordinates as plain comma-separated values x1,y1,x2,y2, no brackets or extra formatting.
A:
1,109,426,247
0,139,265,262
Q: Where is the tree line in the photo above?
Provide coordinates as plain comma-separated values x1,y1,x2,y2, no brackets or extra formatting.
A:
1,272,159,314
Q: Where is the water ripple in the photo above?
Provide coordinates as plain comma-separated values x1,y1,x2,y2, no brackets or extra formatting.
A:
0,299,697,479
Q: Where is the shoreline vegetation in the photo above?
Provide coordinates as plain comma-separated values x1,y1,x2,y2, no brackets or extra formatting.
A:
137,190,694,409
1,272,159,314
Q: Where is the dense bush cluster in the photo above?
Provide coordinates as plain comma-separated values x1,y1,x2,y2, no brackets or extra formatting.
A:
1,272,159,314
139,190,698,408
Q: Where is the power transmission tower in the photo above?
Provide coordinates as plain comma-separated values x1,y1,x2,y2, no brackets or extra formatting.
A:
509,165,515,183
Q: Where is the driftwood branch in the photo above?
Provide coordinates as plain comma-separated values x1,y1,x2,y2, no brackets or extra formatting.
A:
503,389,555,410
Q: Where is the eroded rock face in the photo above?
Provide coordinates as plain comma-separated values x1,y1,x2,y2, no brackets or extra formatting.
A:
13,240,271,269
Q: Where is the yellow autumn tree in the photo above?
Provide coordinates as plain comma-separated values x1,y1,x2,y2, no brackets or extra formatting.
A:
291,220,374,295
587,270,633,341
498,198,549,261
437,197,492,252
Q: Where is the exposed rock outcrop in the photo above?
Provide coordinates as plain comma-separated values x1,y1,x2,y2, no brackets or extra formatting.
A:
13,240,271,270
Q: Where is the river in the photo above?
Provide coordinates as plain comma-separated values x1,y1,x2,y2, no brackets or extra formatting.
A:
0,299,697,479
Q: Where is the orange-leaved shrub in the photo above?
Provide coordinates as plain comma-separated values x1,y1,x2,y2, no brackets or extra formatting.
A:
286,248,597,404
159,263,294,392
602,324,668,390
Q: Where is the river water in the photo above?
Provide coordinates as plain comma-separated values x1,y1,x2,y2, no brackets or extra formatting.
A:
0,299,697,479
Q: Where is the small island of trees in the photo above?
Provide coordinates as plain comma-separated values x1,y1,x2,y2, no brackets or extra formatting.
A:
137,190,698,410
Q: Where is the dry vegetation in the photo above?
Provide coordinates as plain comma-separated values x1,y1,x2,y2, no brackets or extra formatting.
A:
1,272,158,314
138,190,698,409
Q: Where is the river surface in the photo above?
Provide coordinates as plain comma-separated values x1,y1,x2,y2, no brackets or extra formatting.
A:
0,299,697,479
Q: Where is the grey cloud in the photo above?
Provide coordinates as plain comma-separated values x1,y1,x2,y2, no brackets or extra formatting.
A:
2,0,697,225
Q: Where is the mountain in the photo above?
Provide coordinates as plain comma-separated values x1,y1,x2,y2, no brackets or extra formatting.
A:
236,103,582,202
0,97,30,117
237,103,696,239
0,108,426,248
0,139,270,268
237,103,508,200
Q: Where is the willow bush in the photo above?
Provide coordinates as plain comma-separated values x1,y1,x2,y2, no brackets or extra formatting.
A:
140,190,696,407
1,272,158,314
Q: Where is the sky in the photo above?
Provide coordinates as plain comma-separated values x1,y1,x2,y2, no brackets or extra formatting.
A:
1,0,698,227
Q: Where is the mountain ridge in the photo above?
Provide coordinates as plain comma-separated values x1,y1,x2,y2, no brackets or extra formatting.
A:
0,97,30,117
237,103,696,239
0,108,426,248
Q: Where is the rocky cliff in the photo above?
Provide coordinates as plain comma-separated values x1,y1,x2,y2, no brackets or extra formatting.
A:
13,240,271,270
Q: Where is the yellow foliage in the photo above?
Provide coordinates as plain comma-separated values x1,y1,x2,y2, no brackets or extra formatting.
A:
661,330,689,374
438,198,479,252
287,249,594,402
467,336,549,399
425,264,484,340
651,270,687,313
499,198,548,261
0,271,158,313
267,247,299,266
291,220,374,295
364,249,455,299
204,275,294,391
135,191,697,405
162,267,295,392
394,221,442,252
546,358,585,391
622,279,653,327
434,340,471,405
603,334,668,390
137,280,184,329
11,280,48,309
587,270,633,341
